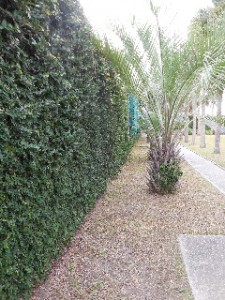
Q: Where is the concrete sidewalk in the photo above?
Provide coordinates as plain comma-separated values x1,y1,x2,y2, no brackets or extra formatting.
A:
179,235,225,300
179,146,225,300
180,146,225,195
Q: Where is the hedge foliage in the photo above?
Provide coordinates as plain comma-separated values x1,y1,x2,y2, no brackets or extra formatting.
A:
0,1,134,298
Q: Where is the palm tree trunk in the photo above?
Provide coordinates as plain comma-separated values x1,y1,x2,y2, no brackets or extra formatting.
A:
199,103,206,148
147,134,182,194
214,97,222,154
197,107,201,136
192,99,197,145
184,108,189,143
210,103,214,135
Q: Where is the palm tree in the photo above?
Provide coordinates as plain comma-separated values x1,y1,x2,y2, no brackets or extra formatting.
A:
189,1,225,150
191,98,197,145
199,103,206,148
98,1,225,194
184,107,189,143
214,95,222,153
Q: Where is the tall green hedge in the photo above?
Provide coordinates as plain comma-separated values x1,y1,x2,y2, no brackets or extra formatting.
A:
0,1,133,298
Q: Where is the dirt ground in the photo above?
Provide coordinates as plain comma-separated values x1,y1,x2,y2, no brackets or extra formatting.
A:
31,139,225,300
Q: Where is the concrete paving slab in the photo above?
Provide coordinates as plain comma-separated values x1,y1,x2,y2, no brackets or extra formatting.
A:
180,146,225,195
179,235,225,300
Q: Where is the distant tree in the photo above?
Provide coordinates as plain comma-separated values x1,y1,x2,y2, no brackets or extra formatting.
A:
214,95,222,153
212,0,225,6
184,107,189,143
191,98,197,145
189,8,212,36
188,1,225,153
199,103,206,148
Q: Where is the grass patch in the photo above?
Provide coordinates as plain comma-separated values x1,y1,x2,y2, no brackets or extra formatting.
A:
181,135,225,169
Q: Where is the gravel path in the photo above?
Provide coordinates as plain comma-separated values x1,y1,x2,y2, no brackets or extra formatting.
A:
31,140,225,300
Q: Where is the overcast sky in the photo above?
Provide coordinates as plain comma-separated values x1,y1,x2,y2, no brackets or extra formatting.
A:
80,0,213,40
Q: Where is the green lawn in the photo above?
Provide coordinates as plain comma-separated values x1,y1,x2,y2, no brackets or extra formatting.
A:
181,135,225,169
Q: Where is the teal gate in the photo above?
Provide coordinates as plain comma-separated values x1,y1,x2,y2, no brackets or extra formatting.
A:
129,94,139,135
